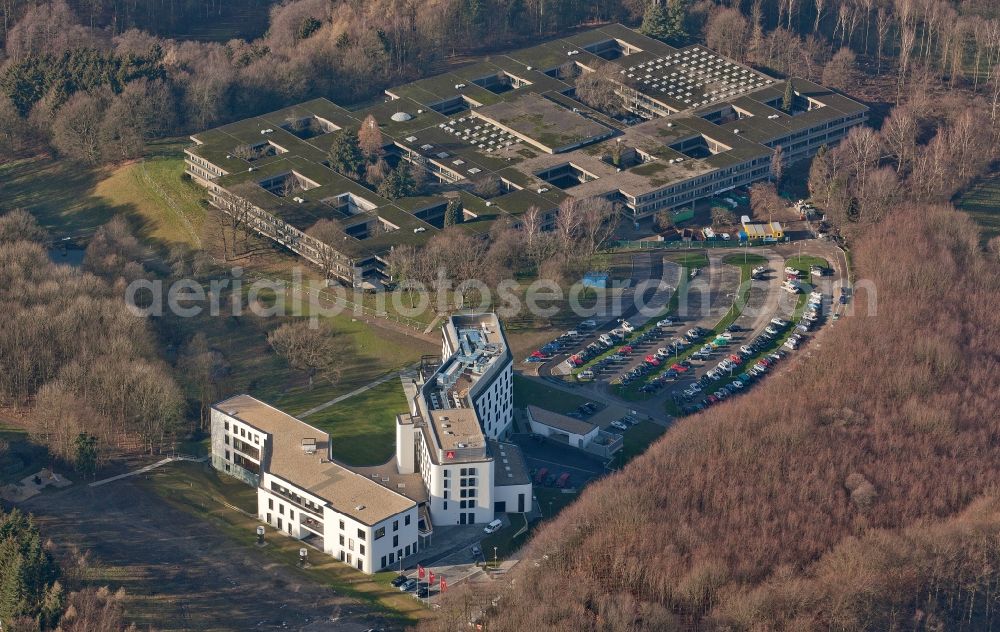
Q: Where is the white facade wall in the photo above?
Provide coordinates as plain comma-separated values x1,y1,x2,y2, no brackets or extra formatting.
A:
423,461,494,526
323,505,419,574
471,362,514,440
492,483,532,514
395,418,416,474
211,407,418,575
528,418,600,449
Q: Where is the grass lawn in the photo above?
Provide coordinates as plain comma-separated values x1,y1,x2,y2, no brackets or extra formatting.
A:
2,140,205,250
617,420,666,465
93,151,207,248
664,251,710,268
785,255,830,277
721,252,768,266
534,487,579,520
137,461,426,626
513,374,589,414
306,379,408,466
480,513,530,564
958,174,1000,247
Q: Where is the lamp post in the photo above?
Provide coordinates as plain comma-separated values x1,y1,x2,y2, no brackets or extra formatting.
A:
493,546,498,569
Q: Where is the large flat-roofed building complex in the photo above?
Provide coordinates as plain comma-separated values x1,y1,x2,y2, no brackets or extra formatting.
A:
210,314,530,572
185,23,867,285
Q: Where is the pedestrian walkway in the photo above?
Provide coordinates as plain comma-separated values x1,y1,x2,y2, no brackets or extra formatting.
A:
299,367,414,418
88,455,207,488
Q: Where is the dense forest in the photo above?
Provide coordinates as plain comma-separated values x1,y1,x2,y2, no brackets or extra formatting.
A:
2,0,1000,165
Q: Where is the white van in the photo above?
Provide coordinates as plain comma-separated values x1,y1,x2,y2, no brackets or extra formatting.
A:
484,519,503,534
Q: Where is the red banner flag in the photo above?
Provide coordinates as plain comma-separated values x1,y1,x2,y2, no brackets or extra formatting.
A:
417,564,425,579
440,576,447,592
428,570,435,585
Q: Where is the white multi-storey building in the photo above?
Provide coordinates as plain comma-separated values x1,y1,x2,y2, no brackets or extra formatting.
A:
210,313,531,572
211,396,419,574
396,314,531,526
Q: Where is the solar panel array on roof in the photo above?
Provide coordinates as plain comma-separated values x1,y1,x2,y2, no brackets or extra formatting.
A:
622,47,774,109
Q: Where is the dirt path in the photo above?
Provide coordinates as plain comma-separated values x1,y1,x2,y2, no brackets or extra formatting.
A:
20,480,387,632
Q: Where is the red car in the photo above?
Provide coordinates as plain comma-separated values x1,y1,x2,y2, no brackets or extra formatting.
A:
670,363,688,372
619,345,634,354
729,354,742,364
531,350,546,358
707,395,719,403
570,355,584,366
646,357,661,366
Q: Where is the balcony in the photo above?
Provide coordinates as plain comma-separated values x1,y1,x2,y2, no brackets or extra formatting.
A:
232,438,260,461
269,484,323,518
301,515,324,535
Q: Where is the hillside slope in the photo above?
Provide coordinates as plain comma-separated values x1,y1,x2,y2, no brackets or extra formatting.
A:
425,203,1000,631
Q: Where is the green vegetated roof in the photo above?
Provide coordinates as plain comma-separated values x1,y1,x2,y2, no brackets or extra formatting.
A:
188,24,868,263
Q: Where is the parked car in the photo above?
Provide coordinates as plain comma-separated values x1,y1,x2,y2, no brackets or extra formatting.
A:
533,467,548,485
472,545,482,558
391,575,409,587
579,319,597,330
484,519,503,534
401,579,418,592
610,420,629,431
556,472,571,488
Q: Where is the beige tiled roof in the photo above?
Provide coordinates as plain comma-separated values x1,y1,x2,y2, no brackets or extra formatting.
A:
215,395,414,525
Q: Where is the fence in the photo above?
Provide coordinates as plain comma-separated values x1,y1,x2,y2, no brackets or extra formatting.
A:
605,239,772,252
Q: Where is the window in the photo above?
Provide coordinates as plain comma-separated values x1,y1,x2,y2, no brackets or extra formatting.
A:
444,491,449,499
360,544,365,555
443,479,450,489
381,555,387,569
468,489,477,498
225,450,230,460
393,520,398,532
405,515,411,526
349,538,355,551
340,520,345,530
253,435,259,444
339,534,345,545
224,435,229,445
460,490,467,498
443,501,448,510
357,559,363,571
268,498,273,510
358,529,366,541
279,504,284,515
393,535,398,547
405,544,411,556
289,510,294,520
375,527,385,540
224,421,229,431
468,478,477,487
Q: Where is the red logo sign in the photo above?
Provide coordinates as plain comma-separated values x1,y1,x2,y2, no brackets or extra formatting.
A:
445,451,455,459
